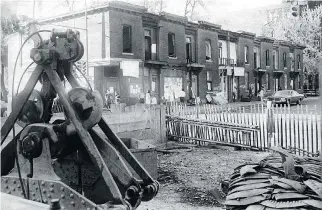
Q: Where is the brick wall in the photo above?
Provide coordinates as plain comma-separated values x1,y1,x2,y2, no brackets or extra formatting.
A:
197,28,219,99
260,42,274,94
278,45,290,90
108,10,144,60
237,37,255,85
158,20,186,64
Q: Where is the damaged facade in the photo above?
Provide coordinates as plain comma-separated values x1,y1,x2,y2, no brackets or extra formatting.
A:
6,1,305,104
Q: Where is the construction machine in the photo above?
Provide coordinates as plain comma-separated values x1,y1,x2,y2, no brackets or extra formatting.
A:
0,28,159,210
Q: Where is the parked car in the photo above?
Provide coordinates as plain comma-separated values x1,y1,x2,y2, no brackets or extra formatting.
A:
266,90,305,106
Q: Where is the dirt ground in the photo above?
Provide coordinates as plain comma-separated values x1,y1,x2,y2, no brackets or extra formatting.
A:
137,143,270,210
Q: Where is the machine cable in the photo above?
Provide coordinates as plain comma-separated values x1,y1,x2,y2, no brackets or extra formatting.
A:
10,30,50,200
16,62,35,96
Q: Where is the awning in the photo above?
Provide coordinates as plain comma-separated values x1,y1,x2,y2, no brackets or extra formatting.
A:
290,71,300,78
187,63,206,68
273,70,284,77
234,67,245,76
145,60,168,66
254,68,267,77
88,58,143,67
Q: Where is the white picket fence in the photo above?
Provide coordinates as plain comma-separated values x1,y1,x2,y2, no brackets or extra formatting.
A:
166,103,322,156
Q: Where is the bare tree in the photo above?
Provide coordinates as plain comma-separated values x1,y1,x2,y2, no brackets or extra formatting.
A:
65,0,75,11
144,0,165,14
184,0,206,20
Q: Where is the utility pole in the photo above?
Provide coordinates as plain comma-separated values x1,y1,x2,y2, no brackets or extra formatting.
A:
309,8,322,159
85,0,89,76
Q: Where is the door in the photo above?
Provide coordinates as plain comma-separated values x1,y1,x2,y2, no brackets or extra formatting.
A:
191,75,197,98
151,74,159,101
220,69,228,99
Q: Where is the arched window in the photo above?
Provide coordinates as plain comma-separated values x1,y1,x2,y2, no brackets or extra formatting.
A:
205,40,211,61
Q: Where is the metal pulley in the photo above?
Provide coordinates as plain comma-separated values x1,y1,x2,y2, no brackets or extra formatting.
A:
67,87,103,129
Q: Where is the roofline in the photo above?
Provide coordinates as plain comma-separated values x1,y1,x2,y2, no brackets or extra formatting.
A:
36,1,147,24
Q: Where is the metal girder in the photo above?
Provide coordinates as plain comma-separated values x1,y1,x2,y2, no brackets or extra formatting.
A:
44,65,127,207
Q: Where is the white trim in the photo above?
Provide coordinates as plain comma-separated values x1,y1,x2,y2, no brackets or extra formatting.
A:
122,52,134,56
168,57,178,60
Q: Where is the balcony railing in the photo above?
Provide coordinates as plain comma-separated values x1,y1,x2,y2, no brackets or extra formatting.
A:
219,58,235,66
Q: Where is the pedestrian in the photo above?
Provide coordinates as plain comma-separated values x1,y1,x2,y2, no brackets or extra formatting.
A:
104,90,112,112
278,85,282,91
145,90,151,105
179,88,186,104
115,91,120,105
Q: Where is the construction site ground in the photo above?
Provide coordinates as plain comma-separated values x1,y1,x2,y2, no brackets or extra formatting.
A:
137,142,270,210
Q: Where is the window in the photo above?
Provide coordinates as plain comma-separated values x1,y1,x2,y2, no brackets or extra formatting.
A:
244,46,249,64
186,36,192,62
205,40,211,61
273,50,278,70
297,55,301,69
265,50,270,66
290,53,294,71
145,30,152,60
207,71,212,91
123,25,132,53
168,33,176,57
266,73,271,90
254,52,257,68
283,52,287,68
284,74,287,89
298,75,301,89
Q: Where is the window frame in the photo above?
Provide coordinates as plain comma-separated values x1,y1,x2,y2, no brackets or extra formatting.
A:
185,36,192,62
273,50,278,70
122,25,132,53
244,46,249,64
265,49,270,67
168,33,176,57
207,71,212,91
205,40,212,61
144,29,152,60
283,52,287,68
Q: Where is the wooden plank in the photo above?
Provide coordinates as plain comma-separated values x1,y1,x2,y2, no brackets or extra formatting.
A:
274,107,278,147
308,112,313,154
299,105,304,155
318,114,322,156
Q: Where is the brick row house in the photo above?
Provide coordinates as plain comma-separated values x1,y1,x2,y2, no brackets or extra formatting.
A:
8,1,305,105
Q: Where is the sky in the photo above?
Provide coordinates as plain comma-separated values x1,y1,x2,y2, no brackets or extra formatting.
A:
1,0,283,34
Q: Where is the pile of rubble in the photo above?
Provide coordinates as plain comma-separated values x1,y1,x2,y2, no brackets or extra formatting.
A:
224,147,322,210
